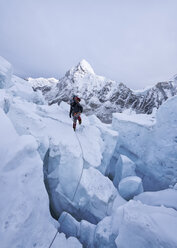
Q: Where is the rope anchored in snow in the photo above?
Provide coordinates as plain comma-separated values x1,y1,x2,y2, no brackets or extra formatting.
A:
48,230,58,248
47,130,84,248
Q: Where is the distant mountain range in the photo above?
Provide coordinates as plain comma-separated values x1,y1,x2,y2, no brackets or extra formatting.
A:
28,60,177,123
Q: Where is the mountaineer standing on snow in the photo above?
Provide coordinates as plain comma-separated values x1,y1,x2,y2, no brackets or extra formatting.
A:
69,95,83,131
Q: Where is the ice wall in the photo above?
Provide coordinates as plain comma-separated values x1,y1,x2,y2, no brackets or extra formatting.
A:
0,108,82,248
58,199,177,248
112,98,177,190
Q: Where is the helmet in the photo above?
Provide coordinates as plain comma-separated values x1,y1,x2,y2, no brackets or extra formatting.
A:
73,95,81,102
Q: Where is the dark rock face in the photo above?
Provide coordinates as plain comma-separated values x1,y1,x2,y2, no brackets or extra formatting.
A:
29,60,177,123
133,81,177,114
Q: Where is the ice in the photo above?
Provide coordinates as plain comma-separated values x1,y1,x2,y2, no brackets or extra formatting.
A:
0,89,11,113
60,200,177,248
134,188,177,210
174,183,177,190
107,154,136,189
121,155,136,179
105,144,122,188
52,233,82,248
55,165,117,224
59,212,96,247
0,55,177,248
10,75,45,104
115,201,177,248
113,112,156,126
6,88,118,223
0,108,82,248
77,167,117,220
112,96,177,190
88,115,118,174
112,192,127,212
59,212,80,237
0,56,13,88
118,176,144,200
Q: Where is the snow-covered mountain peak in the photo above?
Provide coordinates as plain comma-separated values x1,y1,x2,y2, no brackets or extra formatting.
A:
65,59,95,78
77,59,95,74
29,58,177,123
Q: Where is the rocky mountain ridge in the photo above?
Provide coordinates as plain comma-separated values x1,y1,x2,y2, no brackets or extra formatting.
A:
28,60,177,123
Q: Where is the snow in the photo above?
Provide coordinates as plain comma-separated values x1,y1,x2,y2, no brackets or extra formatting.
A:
174,183,177,190
0,58,82,248
76,167,117,220
59,212,96,247
132,84,155,94
77,59,95,74
0,55,13,88
55,162,117,224
115,200,177,248
5,82,118,223
0,108,82,248
112,96,177,190
113,112,156,127
120,155,136,179
11,75,45,104
134,188,177,211
28,77,58,88
30,59,177,125
118,176,144,200
107,154,136,190
112,193,127,212
58,200,177,248
51,234,82,248
0,55,177,248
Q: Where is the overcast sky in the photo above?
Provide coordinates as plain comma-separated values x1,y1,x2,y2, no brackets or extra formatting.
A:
0,0,177,89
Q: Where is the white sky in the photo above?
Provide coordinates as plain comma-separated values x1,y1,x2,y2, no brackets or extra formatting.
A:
0,0,177,89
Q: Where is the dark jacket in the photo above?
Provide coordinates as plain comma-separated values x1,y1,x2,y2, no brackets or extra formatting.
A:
69,101,83,117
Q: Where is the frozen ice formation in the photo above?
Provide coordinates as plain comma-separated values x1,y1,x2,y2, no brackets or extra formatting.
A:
118,176,144,200
0,107,82,248
1,55,177,247
112,97,177,190
134,188,177,211
58,200,177,248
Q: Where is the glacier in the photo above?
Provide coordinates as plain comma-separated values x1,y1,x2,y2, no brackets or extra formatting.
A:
0,55,177,248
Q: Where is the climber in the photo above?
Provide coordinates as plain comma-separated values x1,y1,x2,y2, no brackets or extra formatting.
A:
69,95,83,131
